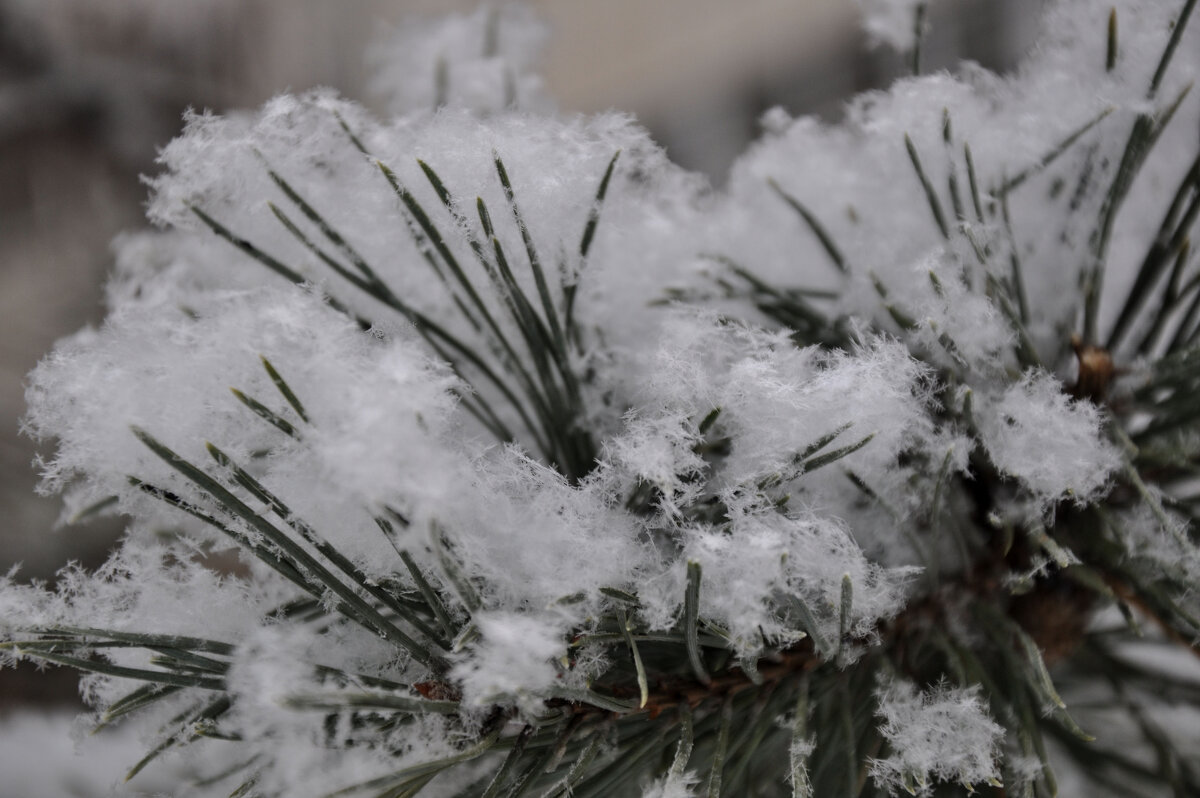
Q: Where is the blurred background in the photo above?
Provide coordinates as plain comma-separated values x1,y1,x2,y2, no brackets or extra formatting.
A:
0,0,1039,713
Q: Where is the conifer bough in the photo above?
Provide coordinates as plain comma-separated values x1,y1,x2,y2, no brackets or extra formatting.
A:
3,1,1200,796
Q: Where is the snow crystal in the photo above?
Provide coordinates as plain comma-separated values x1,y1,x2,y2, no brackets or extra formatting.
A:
451,611,566,705
445,447,645,612
601,314,925,649
23,286,465,566
680,510,914,657
140,90,707,445
642,770,701,798
726,0,1199,359
976,370,1121,506
618,312,939,496
870,676,1003,795
901,250,1018,376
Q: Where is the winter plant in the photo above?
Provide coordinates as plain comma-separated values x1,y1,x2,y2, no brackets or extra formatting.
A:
3,1,1200,795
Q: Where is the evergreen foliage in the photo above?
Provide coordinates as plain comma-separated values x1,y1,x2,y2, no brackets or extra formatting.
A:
3,2,1200,796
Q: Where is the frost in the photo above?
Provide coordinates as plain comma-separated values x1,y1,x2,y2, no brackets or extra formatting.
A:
641,770,700,798
870,677,1003,795
976,370,1121,506
788,736,816,793
1115,500,1200,598
2,541,273,660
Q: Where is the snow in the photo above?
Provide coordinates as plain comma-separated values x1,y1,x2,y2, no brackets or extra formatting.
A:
451,610,567,706
977,370,1121,506
23,286,465,562
4,0,1199,794
725,0,1199,355
870,676,1004,795
641,770,700,798
0,711,185,797
447,446,644,612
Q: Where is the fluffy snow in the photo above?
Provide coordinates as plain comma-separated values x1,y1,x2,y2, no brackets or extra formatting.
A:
870,677,1004,795
4,0,1198,794
977,370,1121,506
24,286,466,562
451,610,567,706
725,0,1199,357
